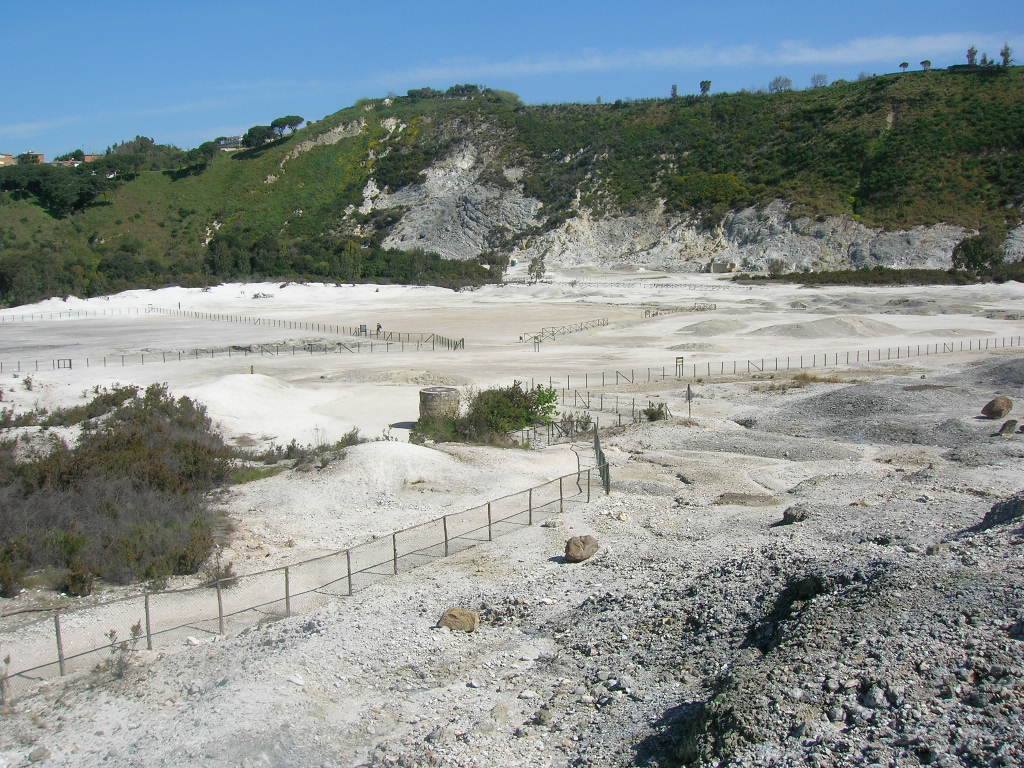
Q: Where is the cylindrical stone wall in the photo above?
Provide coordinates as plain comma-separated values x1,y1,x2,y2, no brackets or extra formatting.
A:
419,386,460,421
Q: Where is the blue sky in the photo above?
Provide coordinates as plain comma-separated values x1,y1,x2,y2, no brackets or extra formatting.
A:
2,1,1020,157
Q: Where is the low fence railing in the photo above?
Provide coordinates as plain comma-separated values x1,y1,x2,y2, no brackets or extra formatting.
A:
519,318,609,345
0,463,608,700
512,335,1023,397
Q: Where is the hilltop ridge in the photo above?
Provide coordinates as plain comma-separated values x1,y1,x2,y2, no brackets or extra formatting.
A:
1,70,1023,304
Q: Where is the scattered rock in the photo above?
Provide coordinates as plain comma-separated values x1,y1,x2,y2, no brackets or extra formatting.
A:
28,746,51,763
979,492,1024,529
564,535,600,563
981,396,1013,419
862,684,890,709
780,504,809,525
437,607,480,633
996,419,1018,437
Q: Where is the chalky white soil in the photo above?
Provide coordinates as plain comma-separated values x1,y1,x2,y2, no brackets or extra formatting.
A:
1,271,1023,767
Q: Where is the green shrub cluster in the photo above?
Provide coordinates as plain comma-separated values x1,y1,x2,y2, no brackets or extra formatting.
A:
412,381,558,445
0,384,230,594
737,261,1024,286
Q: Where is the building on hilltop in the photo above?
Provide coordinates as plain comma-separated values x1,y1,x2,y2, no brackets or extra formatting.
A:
0,153,14,167
216,136,244,151
17,152,45,164
82,153,102,163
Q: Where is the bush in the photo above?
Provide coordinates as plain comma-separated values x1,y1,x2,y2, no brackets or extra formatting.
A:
0,384,231,585
412,381,558,444
952,228,1004,272
642,402,670,421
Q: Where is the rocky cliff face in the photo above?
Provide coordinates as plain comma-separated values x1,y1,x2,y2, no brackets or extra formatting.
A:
355,142,1012,273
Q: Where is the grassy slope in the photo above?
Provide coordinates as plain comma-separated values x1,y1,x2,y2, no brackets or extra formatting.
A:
0,69,1021,300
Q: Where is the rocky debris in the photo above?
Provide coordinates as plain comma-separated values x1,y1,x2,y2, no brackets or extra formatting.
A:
996,419,1019,436
436,607,480,633
779,504,809,525
564,535,599,563
979,492,1024,529
2,357,1022,768
27,746,51,763
982,396,1013,419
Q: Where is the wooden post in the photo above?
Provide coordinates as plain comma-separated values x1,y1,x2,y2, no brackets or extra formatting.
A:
587,469,591,502
55,612,66,676
215,581,225,635
284,567,291,617
392,533,399,574
346,550,353,595
487,503,493,541
443,516,450,556
528,488,533,525
559,476,564,513
144,593,153,650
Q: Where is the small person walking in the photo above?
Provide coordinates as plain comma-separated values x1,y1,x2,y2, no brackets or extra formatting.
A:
376,322,383,336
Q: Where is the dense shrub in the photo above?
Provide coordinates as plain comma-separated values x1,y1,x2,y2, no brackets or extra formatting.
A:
413,381,558,444
0,384,231,588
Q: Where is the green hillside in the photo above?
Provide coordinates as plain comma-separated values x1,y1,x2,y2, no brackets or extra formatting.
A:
1,70,1022,305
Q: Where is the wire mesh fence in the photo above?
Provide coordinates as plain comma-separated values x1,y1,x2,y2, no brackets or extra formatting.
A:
0,464,607,701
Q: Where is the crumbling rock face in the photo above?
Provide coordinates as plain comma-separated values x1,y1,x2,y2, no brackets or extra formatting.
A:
353,141,977,272
361,142,543,261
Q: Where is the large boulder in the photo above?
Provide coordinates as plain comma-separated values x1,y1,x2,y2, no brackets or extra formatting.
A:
564,535,600,563
981,396,1013,419
437,607,480,633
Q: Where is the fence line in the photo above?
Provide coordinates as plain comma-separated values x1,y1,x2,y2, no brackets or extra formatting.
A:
0,308,146,323
0,337,466,375
146,307,465,349
510,335,1024,399
518,318,609,345
0,461,609,699
641,303,716,317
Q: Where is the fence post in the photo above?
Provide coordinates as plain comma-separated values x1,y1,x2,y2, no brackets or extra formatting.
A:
443,515,450,556
487,502,493,541
392,533,399,574
346,550,353,595
55,612,66,676
216,581,225,635
559,476,564,513
528,488,533,525
284,566,291,617
144,592,153,650
587,469,591,502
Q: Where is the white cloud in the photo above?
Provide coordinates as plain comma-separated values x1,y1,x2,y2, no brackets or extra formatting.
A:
378,32,1019,84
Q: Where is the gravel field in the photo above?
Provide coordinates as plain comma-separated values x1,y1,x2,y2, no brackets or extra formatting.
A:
2,347,1022,767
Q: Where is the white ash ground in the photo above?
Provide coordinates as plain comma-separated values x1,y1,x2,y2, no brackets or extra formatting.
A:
2,353,1022,768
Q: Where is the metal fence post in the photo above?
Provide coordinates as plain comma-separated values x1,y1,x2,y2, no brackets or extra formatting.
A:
487,503,493,541
443,515,450,556
284,566,291,617
392,533,399,574
346,550,353,595
559,476,564,513
587,469,591,502
528,488,533,525
55,612,66,676
144,593,153,650
216,581,225,635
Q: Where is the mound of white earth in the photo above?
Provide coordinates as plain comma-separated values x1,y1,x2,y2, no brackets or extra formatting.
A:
677,319,748,336
746,316,903,339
